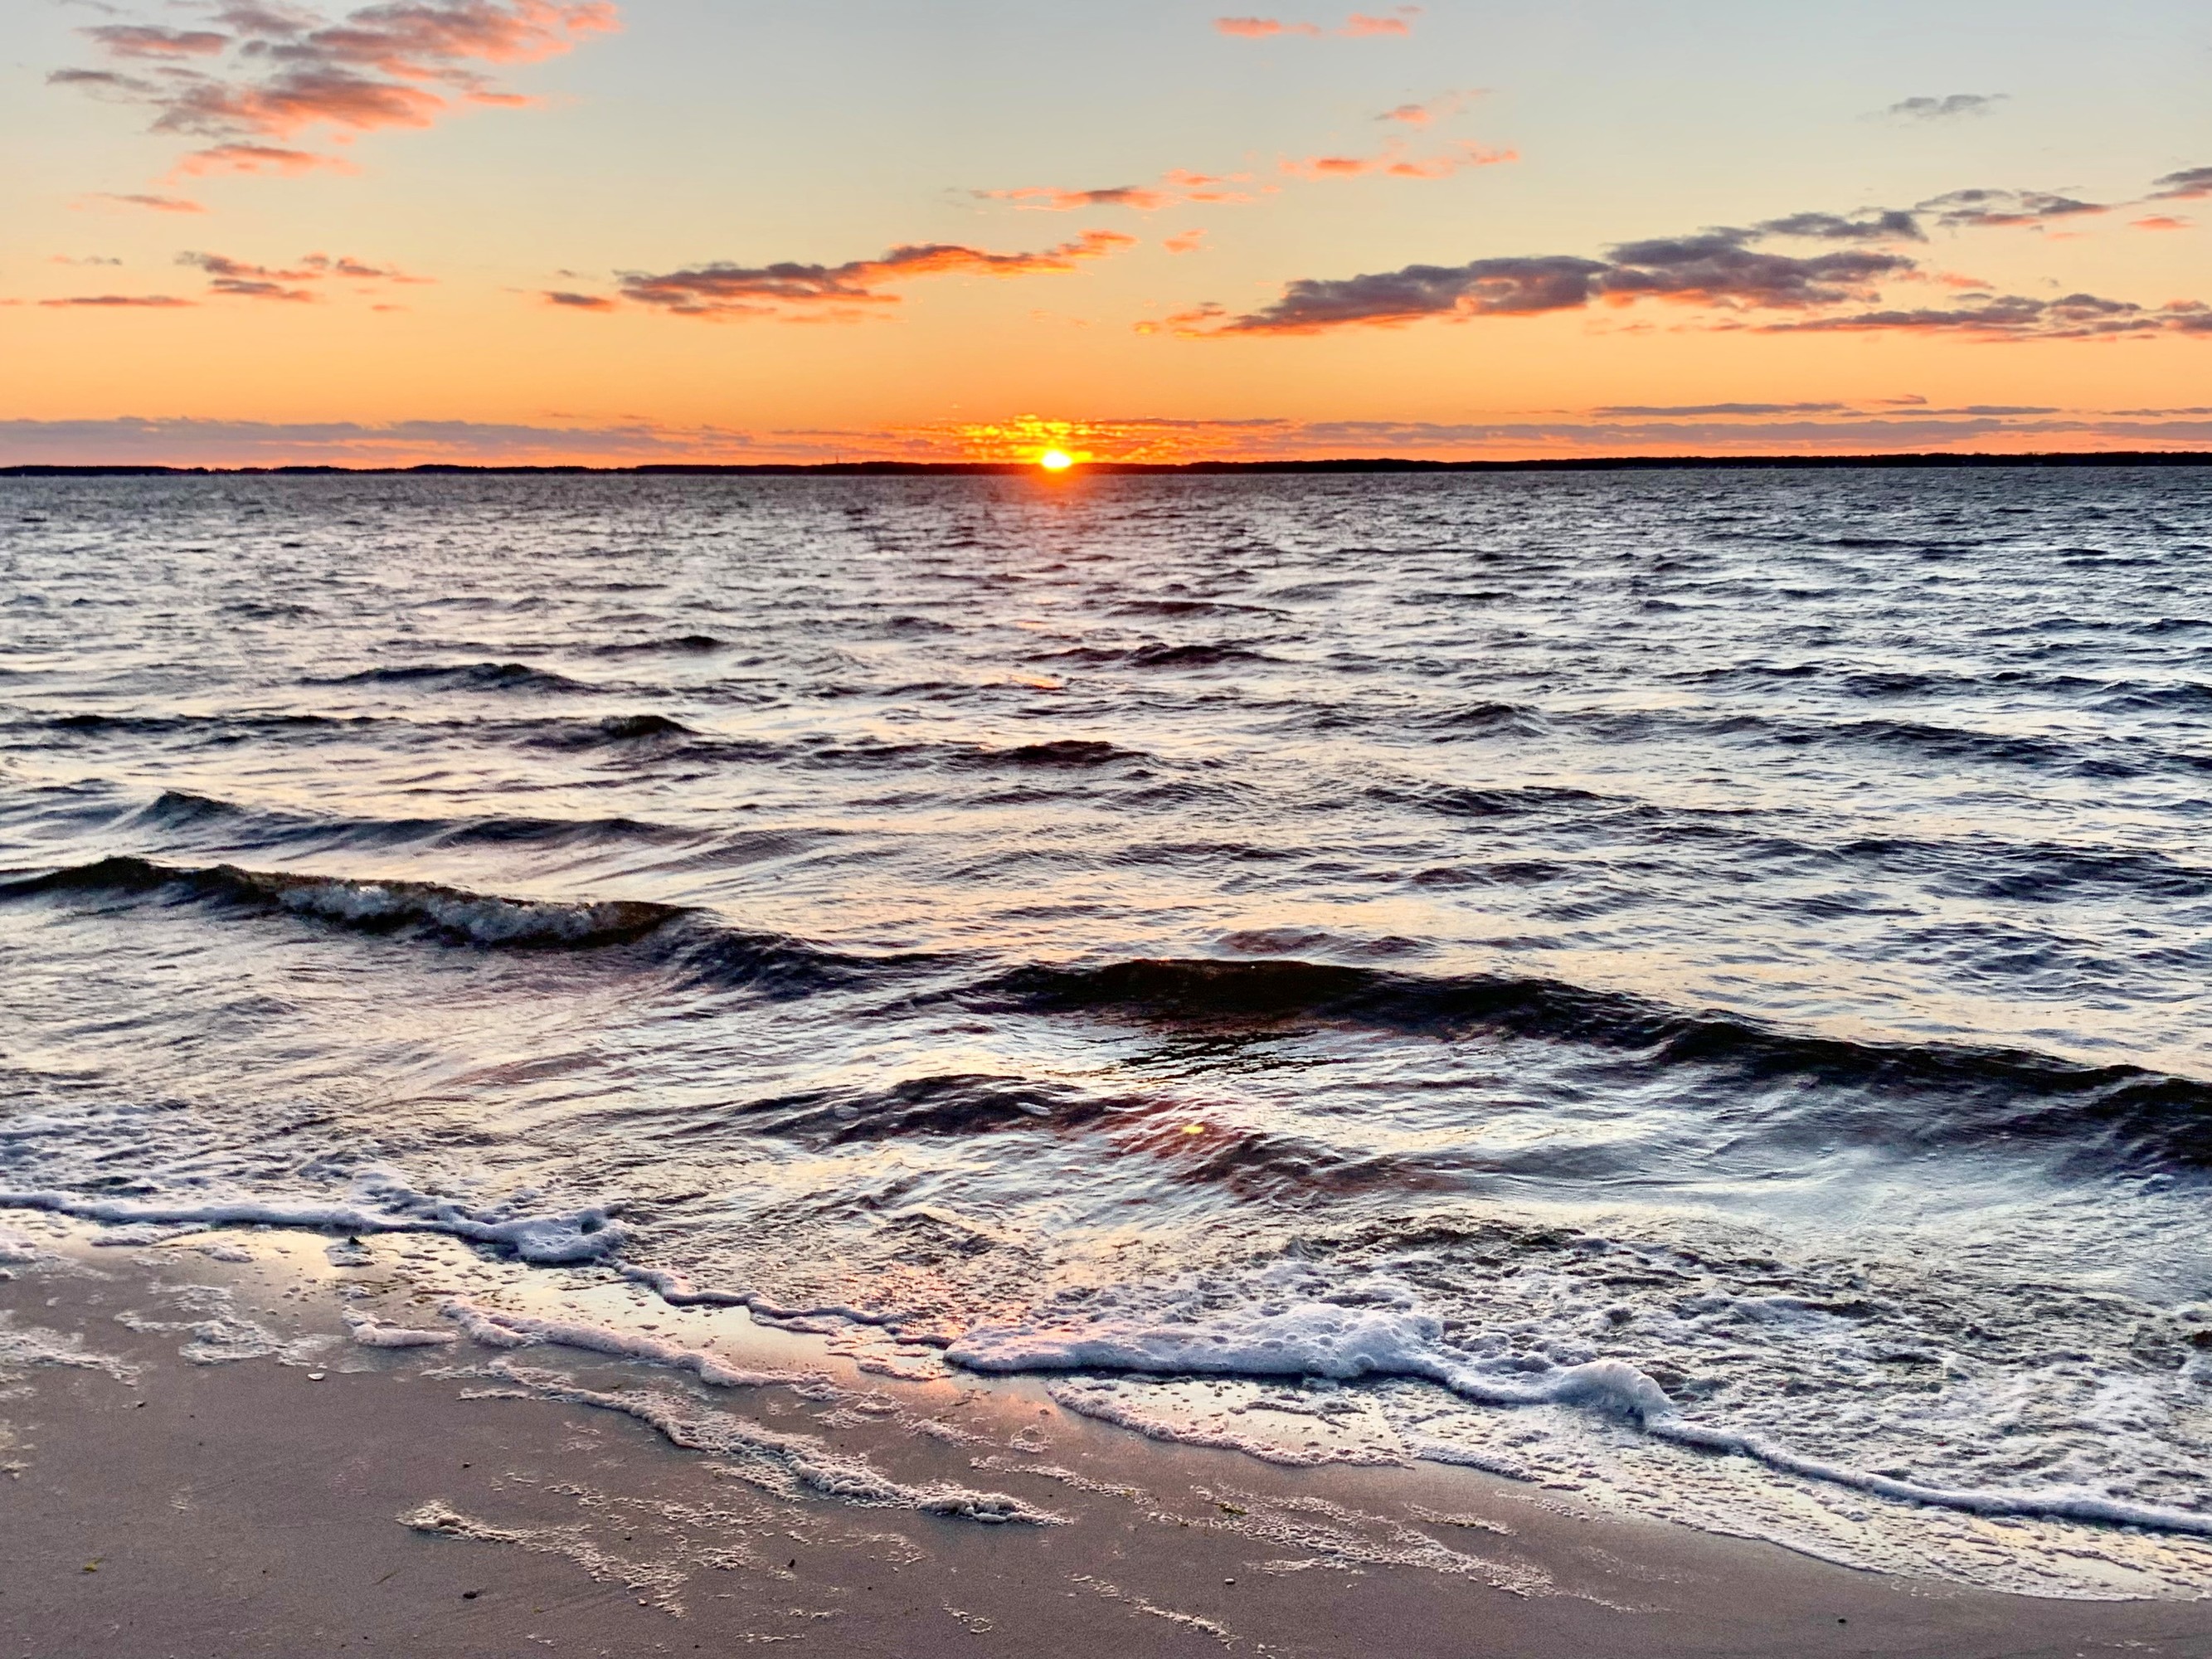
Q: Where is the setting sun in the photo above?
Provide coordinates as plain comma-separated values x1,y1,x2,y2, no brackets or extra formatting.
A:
1038,449,1076,472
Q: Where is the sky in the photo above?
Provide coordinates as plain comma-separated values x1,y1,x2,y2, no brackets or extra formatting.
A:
3,0,2210,465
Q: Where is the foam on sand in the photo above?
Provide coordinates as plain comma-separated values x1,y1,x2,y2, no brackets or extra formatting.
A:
439,1297,827,1389
950,1269,2212,1542
485,1361,1066,1525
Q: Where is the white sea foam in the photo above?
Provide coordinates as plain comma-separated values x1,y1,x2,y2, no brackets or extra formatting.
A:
948,1274,1675,1421
948,1264,2212,1547
345,1312,459,1350
0,1168,622,1264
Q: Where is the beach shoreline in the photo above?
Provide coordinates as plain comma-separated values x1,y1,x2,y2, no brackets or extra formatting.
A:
3,1223,2209,1658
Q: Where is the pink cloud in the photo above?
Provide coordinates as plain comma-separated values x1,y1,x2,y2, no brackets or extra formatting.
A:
51,0,620,176
77,192,207,213
1215,7,1415,36
543,289,615,309
2133,215,2191,231
38,294,197,308
1164,230,1208,255
172,143,355,177
1378,90,1476,126
1281,140,1516,181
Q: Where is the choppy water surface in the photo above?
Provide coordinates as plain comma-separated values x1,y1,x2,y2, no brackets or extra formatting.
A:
4,470,2211,1593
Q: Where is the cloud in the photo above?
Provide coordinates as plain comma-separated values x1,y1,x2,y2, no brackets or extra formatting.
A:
981,185,1172,212
177,248,430,300
978,168,1257,212
1596,236,1911,306
1753,209,1924,242
78,192,207,213
1916,187,2107,230
542,289,614,309
1281,140,1516,181
1215,8,1416,37
1594,402,1850,417
51,255,126,266
1885,94,2005,120
1378,90,1476,126
1762,293,2205,340
36,294,196,308
51,0,619,175
1177,171,2210,339
1164,230,1207,255
1205,256,1607,333
173,142,352,176
2133,215,2190,231
80,25,231,58
613,231,1135,321
1340,11,1417,35
2151,167,2212,202
0,416,770,468
1216,17,1320,36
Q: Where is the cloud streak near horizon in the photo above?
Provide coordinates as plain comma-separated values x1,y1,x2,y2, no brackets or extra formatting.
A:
7,404,2212,469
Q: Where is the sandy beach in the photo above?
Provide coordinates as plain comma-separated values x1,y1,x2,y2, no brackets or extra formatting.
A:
2,1223,2207,1659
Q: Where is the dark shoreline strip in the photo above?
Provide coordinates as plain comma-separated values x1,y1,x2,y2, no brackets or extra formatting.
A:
5,452,2212,479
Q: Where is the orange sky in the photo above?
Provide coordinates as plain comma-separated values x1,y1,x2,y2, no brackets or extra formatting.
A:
4,0,2210,464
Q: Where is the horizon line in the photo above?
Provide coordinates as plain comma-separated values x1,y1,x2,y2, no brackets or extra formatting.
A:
6,450,2212,479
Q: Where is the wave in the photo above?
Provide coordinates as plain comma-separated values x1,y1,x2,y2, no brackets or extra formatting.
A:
124,790,701,853
314,661,601,694
985,956,2212,1168
528,712,698,746
0,855,892,996
25,708,698,752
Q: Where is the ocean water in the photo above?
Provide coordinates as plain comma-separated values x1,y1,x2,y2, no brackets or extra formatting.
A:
4,469,2211,1593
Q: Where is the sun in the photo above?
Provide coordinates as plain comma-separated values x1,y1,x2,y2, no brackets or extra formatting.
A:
1037,449,1076,472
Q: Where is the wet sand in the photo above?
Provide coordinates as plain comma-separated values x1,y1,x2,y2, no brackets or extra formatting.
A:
2,1227,2209,1659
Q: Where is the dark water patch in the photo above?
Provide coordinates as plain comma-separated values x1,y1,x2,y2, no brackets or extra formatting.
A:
1107,599,1281,620
1373,781,1612,821
41,711,352,739
525,713,698,747
985,739,1146,769
1038,641,1276,671
698,1073,1125,1145
591,635,727,657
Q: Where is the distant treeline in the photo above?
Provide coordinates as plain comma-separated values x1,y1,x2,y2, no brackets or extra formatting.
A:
4,452,2210,479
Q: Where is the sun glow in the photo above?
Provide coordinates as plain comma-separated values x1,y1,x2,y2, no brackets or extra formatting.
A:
1038,448,1076,471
